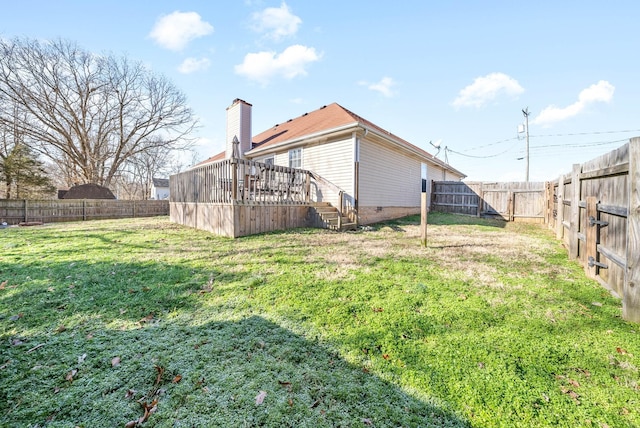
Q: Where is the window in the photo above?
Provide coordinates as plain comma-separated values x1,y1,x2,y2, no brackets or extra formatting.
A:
263,157,274,166
288,148,302,169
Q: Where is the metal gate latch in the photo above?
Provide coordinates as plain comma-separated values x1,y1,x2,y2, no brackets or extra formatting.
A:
589,216,609,227
588,256,608,269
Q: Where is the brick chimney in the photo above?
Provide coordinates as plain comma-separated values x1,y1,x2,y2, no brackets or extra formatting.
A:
225,99,252,159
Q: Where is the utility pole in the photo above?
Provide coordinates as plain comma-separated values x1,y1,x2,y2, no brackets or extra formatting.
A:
522,107,530,182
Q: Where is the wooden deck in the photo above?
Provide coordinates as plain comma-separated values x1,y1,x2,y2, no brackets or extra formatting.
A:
170,158,354,237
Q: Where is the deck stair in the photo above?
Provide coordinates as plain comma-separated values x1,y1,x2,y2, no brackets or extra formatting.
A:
310,202,357,232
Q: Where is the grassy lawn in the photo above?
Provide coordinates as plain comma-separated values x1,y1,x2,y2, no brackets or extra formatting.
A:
1,213,638,427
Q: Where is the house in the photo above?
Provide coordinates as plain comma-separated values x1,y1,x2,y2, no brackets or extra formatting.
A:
194,99,465,224
151,178,170,200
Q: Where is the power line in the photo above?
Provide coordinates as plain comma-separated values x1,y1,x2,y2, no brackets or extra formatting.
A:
456,128,638,154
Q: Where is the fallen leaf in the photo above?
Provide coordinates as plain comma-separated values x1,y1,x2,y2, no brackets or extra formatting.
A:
616,347,628,355
172,375,182,383
362,418,373,425
55,325,66,333
568,378,580,388
78,354,87,364
86,333,94,340
9,313,23,321
53,386,60,394
372,307,383,312
11,338,25,346
288,398,293,407
124,421,137,428
0,280,7,289
591,301,603,307
125,389,136,399
1,360,10,370
120,308,127,315
255,390,267,405
139,314,154,324
66,368,78,383
154,365,165,386
382,354,390,360
112,357,121,367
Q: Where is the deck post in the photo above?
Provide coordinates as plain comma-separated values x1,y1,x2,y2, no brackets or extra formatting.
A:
231,158,238,201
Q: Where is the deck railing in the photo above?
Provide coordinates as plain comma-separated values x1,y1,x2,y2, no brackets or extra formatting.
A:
170,158,311,204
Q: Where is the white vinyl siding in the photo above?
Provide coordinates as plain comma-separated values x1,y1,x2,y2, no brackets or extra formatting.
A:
303,138,354,193
359,139,422,207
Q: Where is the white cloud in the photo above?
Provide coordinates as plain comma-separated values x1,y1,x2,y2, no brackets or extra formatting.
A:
359,77,397,97
178,57,211,74
453,72,524,108
533,80,615,126
149,11,214,51
251,2,301,41
234,44,321,84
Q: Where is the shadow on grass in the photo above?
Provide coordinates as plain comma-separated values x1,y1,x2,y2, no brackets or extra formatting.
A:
1,314,469,427
0,257,469,427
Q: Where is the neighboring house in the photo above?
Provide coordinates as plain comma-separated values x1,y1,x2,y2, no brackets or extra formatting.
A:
60,183,116,199
151,178,170,200
196,99,465,225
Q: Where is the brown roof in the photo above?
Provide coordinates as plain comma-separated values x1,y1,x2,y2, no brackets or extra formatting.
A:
61,183,116,199
249,103,443,164
252,103,358,149
196,102,465,177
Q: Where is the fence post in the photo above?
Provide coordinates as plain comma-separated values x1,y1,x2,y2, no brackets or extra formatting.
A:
477,183,484,217
569,164,581,260
584,196,598,279
556,175,565,240
83,200,87,221
23,199,28,223
624,137,640,322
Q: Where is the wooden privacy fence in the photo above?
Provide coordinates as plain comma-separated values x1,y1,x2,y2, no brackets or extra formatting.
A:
431,138,639,322
547,138,639,323
431,181,546,222
0,199,169,225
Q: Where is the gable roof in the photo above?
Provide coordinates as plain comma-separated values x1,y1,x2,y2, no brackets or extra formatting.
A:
152,178,169,188
195,102,465,178
61,183,116,199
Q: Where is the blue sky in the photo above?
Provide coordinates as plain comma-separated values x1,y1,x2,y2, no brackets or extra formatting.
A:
2,1,638,181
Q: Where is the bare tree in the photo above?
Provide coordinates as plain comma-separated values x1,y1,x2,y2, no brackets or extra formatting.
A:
0,37,198,188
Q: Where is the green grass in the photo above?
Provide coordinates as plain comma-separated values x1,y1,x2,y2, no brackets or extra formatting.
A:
0,213,638,427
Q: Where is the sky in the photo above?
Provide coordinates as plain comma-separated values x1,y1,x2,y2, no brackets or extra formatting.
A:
1,1,639,181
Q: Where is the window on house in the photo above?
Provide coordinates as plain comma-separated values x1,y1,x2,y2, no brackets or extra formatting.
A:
264,157,274,166
288,148,302,169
